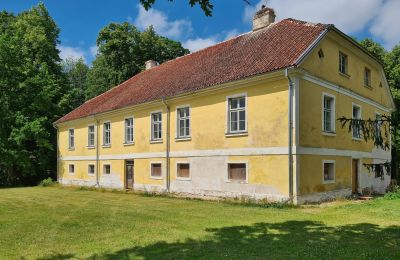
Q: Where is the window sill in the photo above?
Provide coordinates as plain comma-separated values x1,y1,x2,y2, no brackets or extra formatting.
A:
175,137,191,142
86,146,95,149
88,173,95,176
102,145,111,148
68,148,75,151
176,177,191,181
123,142,135,146
225,132,248,137
352,137,362,142
339,72,350,78
150,139,163,144
323,180,335,184
150,176,163,180
322,131,336,137
226,180,248,184
364,84,373,90
68,173,75,175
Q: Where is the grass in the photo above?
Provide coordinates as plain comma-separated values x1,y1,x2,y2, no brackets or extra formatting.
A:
0,187,399,259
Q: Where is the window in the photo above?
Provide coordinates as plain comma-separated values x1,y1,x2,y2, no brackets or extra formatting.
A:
68,129,75,149
323,94,335,133
88,125,95,147
103,164,111,175
151,163,162,178
103,122,111,146
88,164,95,175
125,117,134,144
68,164,75,174
375,113,382,143
339,52,348,74
177,107,190,138
227,163,247,182
323,161,335,183
364,67,371,87
352,104,361,139
177,163,190,179
228,95,246,133
151,112,162,141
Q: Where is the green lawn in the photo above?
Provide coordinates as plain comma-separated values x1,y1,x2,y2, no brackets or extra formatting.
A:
0,187,399,259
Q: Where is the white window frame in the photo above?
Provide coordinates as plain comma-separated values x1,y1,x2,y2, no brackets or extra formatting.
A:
68,164,75,175
103,164,111,175
322,93,336,134
176,105,191,139
150,111,163,142
322,160,335,184
226,93,247,135
87,124,95,148
124,116,135,144
103,121,111,146
88,164,95,175
176,161,191,181
352,103,362,140
68,128,75,149
226,161,248,183
150,161,163,179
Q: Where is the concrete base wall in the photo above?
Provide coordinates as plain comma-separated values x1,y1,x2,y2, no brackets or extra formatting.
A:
295,188,352,204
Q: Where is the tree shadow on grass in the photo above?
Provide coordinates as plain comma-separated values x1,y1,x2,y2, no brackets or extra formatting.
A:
83,221,400,259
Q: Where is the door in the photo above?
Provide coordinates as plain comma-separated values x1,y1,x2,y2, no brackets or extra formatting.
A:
352,159,359,194
125,160,134,189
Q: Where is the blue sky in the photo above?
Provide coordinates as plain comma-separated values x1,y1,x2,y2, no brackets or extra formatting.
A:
2,0,399,64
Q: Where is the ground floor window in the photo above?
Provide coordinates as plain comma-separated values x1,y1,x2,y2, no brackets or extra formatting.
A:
103,164,111,175
68,164,75,174
88,164,95,175
151,163,162,178
227,163,247,182
177,163,190,179
323,160,335,183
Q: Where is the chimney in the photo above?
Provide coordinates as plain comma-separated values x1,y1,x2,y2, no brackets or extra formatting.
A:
253,5,276,31
145,60,159,70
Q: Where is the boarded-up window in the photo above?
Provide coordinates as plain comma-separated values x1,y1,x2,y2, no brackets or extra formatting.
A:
228,163,247,182
177,163,190,179
151,163,162,178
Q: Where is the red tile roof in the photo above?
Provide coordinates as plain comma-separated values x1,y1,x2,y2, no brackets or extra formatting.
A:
56,19,329,124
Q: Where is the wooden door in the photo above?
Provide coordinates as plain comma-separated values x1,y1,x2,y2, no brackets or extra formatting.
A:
125,160,134,189
352,159,358,194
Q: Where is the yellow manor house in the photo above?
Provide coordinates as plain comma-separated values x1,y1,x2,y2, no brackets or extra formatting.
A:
55,7,395,204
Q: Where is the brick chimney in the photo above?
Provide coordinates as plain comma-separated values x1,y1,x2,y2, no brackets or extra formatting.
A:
145,60,159,70
253,5,276,31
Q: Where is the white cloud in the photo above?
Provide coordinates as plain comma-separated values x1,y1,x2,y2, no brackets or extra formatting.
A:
89,45,99,57
370,0,400,49
244,0,400,49
134,5,192,38
224,29,240,41
183,37,218,52
58,46,86,62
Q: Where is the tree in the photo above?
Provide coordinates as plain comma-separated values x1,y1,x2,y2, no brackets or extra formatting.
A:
359,38,387,64
0,4,66,186
140,0,214,16
85,24,189,99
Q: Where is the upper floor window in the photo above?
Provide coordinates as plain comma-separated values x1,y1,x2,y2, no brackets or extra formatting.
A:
88,125,95,147
352,104,361,139
339,52,348,75
68,128,75,149
227,95,246,133
177,106,190,138
103,122,111,146
323,94,335,133
151,112,162,141
364,67,371,87
125,117,134,144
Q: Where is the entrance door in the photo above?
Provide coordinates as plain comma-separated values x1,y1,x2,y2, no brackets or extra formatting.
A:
352,159,359,194
125,160,134,189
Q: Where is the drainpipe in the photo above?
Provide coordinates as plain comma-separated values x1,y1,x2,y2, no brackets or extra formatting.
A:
95,117,100,187
53,124,60,183
162,98,171,192
285,68,294,201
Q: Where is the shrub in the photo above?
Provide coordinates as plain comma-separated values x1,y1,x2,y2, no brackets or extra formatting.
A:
384,185,400,200
38,177,56,187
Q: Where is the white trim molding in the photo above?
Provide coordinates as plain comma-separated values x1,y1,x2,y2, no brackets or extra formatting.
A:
150,161,163,180
322,92,336,134
226,161,249,184
176,161,191,181
226,92,248,135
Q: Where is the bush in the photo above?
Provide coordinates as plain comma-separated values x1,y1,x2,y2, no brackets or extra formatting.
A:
38,177,56,187
384,185,400,200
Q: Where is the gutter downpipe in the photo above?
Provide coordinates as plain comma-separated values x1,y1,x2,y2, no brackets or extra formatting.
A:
162,98,171,192
53,124,60,183
95,117,100,187
285,67,294,202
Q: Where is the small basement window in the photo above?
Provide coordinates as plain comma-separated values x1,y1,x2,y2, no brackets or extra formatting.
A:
103,164,111,175
68,164,75,174
151,163,162,178
177,163,190,179
228,163,247,182
88,164,95,175
323,161,335,183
